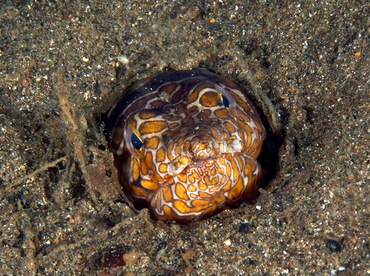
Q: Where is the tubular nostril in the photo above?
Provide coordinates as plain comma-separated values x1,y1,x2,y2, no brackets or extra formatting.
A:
190,138,214,158
219,138,243,153
168,156,190,176
230,139,242,151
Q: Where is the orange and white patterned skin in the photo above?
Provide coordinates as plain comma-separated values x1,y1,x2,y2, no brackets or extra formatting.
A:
107,68,266,223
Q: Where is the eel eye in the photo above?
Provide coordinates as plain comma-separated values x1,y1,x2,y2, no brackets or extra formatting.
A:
124,127,144,155
216,85,237,116
220,94,230,108
131,133,144,150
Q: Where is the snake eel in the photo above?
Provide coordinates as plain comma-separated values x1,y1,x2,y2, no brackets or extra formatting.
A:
106,68,266,223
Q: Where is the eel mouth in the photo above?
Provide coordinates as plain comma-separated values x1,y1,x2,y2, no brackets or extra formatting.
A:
166,134,244,177
149,151,262,222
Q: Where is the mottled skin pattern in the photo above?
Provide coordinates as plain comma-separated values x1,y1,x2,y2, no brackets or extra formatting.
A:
107,68,266,223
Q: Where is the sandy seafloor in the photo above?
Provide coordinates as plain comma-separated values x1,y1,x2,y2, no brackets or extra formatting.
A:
0,1,369,275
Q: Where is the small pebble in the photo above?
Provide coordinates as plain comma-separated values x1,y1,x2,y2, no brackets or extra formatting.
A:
326,239,342,252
